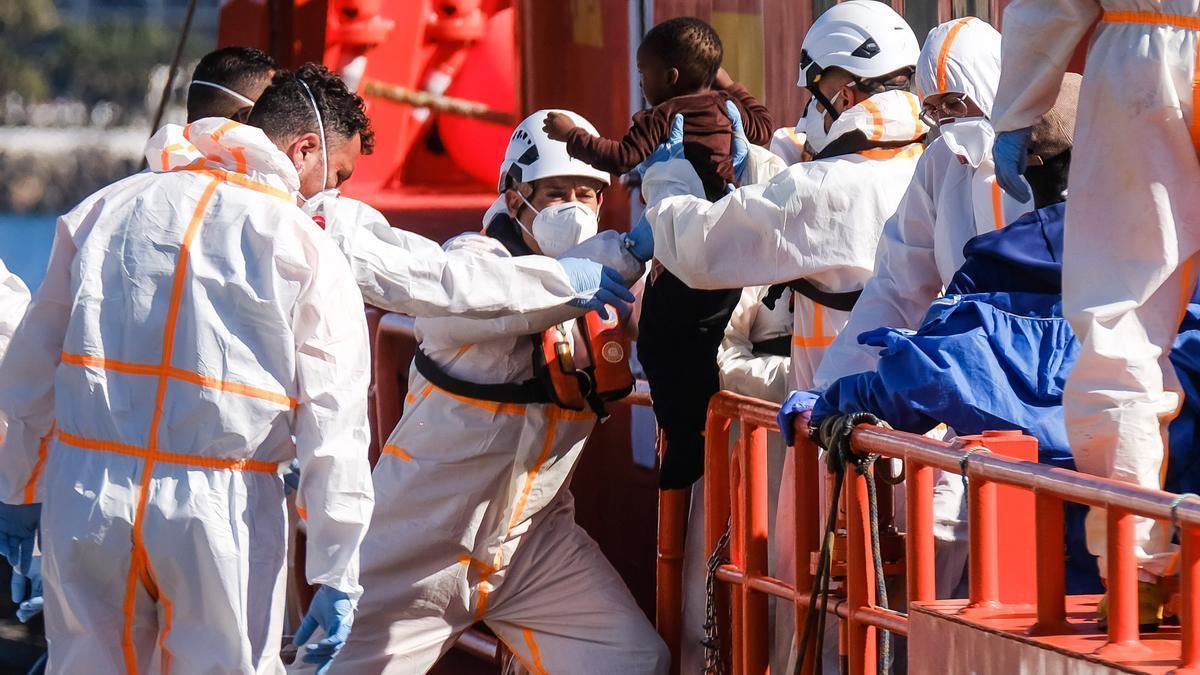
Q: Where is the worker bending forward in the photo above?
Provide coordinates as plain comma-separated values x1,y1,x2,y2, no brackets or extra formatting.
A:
332,111,667,674
0,68,376,672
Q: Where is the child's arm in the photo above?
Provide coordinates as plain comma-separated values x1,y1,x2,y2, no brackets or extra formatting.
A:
543,110,669,174
715,68,775,146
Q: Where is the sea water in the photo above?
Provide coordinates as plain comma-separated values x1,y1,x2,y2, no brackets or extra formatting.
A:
0,214,56,292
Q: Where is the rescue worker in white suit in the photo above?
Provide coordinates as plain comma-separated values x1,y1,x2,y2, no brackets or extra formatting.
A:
775,17,1031,605
185,48,635,322
989,0,1197,620
0,257,33,597
331,110,666,674
626,0,928,395
0,65,377,673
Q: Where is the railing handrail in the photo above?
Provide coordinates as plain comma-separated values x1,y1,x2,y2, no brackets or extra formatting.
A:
850,425,1200,526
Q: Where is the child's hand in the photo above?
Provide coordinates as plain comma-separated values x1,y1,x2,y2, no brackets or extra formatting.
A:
714,67,734,90
543,112,578,142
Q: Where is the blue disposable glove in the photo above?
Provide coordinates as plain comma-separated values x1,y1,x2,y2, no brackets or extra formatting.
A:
294,585,354,675
0,503,39,574
777,389,820,446
623,213,654,263
11,555,42,623
560,257,636,320
282,458,300,495
724,100,749,184
635,113,686,178
992,127,1034,203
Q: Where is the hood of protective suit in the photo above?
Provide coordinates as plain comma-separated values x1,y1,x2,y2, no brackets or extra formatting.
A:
915,17,1002,117
815,90,928,158
146,117,301,195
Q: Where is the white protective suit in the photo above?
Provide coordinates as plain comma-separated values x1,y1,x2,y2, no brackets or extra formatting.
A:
643,90,928,390
332,224,666,674
814,16,1031,389
0,118,375,673
0,258,30,364
991,0,1200,577
302,191,596,318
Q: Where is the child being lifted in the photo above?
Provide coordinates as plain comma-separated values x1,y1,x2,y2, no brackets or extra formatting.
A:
544,16,774,489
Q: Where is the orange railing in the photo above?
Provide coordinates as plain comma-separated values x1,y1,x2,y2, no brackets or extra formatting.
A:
669,390,1200,675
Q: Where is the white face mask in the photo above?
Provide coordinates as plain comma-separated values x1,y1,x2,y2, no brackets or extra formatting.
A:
296,79,330,202
518,195,599,258
299,187,342,222
939,117,995,169
801,98,833,154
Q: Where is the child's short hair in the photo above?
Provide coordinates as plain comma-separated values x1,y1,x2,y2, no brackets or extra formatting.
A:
639,17,723,91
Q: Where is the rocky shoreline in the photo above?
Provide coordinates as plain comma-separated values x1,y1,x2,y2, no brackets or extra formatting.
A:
0,126,151,214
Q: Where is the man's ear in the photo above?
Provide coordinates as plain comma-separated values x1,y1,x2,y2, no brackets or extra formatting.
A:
287,132,321,169
504,189,524,218
665,67,680,88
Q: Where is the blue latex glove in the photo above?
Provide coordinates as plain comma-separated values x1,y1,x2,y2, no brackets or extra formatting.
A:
294,585,354,675
724,100,749,184
560,257,636,320
777,389,820,446
11,555,42,623
623,212,654,263
635,113,686,178
0,503,39,574
992,127,1034,203
282,458,300,495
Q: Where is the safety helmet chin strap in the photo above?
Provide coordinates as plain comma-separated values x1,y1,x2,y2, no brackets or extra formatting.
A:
807,68,912,124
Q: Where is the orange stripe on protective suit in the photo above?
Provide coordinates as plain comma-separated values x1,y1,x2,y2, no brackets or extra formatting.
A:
57,430,279,473
990,180,1005,230
793,303,837,348
1100,11,1200,149
21,423,55,505
121,175,218,675
521,628,549,675
859,98,885,141
60,352,296,408
936,18,975,92
858,143,924,161
382,444,413,461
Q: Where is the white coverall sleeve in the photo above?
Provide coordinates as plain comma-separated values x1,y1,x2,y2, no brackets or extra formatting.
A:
990,0,1099,132
642,158,860,290
339,205,582,318
0,216,75,504
0,263,30,360
291,238,375,599
813,165,941,389
717,287,792,402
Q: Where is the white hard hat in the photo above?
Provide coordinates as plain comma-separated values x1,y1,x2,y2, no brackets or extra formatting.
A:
797,0,919,88
497,109,612,193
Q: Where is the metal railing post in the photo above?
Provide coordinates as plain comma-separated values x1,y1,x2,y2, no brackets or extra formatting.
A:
905,461,936,604
1180,523,1200,673
741,425,770,675
1098,508,1146,657
1030,492,1067,634
795,432,821,675
966,476,1001,611
845,459,877,675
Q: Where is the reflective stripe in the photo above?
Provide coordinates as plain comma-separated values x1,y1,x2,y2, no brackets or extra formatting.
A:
207,120,240,142
20,425,55,505
61,352,296,409
122,176,218,674
937,18,974,92
859,98,885,141
857,143,924,161
506,415,560,533
990,180,1005,230
521,628,549,675
57,430,279,473
1100,11,1200,148
904,90,923,133
382,444,413,461
180,167,294,202
793,301,837,348
158,143,192,172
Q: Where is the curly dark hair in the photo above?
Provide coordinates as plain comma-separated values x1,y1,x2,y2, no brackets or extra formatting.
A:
638,17,723,91
247,63,375,155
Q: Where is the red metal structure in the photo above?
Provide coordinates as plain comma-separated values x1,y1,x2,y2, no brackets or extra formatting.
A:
689,390,1200,674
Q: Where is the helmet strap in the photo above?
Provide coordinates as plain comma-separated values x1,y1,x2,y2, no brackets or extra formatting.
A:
807,84,843,123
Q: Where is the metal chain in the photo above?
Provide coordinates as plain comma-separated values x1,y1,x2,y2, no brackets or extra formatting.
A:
703,519,733,675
